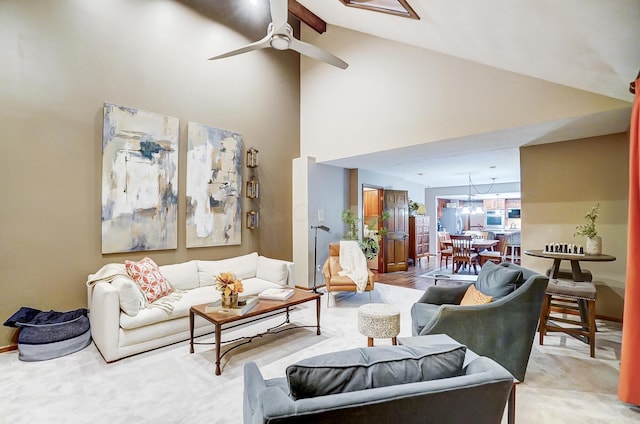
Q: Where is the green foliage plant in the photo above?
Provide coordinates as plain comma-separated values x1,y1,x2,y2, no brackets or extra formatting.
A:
574,203,600,239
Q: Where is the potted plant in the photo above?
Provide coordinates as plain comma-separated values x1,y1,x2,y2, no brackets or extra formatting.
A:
341,210,390,260
341,209,360,241
408,200,420,216
574,203,601,255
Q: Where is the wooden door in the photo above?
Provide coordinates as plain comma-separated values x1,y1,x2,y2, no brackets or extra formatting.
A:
383,190,409,272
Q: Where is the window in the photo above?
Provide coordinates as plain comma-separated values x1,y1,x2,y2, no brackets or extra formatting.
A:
339,0,420,20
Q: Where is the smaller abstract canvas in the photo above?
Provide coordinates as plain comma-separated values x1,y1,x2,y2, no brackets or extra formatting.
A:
186,122,243,247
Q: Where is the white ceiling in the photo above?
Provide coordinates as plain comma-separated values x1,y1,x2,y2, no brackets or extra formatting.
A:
296,0,639,188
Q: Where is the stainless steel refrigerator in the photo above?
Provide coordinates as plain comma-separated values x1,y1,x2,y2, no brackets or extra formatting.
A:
440,207,463,234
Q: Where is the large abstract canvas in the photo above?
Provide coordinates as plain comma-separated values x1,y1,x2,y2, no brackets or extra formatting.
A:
102,103,179,253
186,122,243,247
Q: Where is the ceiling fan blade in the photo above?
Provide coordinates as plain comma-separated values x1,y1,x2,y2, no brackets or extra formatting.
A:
270,0,289,31
208,35,272,61
289,38,349,69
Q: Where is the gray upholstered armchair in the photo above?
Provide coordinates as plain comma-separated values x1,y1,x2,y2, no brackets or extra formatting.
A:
410,262,549,382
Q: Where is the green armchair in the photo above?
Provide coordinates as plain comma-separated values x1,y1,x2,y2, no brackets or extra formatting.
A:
410,262,549,382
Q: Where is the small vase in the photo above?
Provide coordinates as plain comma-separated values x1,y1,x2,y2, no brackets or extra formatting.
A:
585,236,602,255
222,293,238,308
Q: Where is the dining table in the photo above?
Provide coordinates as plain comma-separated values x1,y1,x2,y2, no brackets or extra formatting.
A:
442,239,498,251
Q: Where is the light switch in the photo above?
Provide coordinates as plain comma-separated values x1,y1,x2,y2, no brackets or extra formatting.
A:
318,209,325,222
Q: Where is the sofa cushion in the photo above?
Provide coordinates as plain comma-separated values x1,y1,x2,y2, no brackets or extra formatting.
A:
460,284,493,306
475,261,523,300
160,260,199,290
256,256,289,285
111,276,144,316
285,344,466,400
125,257,173,304
197,252,259,287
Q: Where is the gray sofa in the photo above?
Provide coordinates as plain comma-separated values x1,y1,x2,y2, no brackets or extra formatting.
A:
411,262,549,382
243,344,514,424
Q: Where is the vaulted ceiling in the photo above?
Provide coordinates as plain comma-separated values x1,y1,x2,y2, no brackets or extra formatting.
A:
293,0,639,187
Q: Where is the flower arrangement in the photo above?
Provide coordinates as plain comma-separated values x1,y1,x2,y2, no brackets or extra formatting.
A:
215,272,244,297
574,203,600,239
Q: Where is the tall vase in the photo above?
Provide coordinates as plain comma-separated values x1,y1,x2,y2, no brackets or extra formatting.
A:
585,236,602,255
222,293,239,308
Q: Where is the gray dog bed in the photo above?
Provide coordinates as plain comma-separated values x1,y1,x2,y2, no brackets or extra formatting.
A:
4,307,91,361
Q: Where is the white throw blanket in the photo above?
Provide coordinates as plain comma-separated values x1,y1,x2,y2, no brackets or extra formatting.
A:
86,263,183,313
338,240,369,293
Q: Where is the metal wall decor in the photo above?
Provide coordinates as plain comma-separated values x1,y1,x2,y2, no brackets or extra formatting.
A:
246,176,259,199
246,147,259,168
246,210,259,230
246,147,259,229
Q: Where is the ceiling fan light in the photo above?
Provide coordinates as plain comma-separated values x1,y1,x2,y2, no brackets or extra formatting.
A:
461,206,471,215
270,34,290,50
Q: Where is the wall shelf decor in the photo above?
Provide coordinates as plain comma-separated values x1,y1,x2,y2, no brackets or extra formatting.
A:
246,147,259,229
246,176,259,199
246,210,259,230
246,147,259,168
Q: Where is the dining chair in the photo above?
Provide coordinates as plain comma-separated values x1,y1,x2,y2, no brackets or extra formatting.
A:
450,234,479,274
437,231,453,269
479,236,508,265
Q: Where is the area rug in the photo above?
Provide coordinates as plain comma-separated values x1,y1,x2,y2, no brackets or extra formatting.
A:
1,283,637,423
419,267,478,280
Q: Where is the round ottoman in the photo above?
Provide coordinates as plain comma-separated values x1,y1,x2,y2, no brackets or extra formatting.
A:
357,303,400,346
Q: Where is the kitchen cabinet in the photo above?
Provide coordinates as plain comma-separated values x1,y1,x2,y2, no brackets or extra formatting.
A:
409,215,430,264
483,198,506,210
506,199,521,208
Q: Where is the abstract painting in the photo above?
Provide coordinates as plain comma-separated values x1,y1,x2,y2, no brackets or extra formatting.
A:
101,103,179,253
186,122,243,247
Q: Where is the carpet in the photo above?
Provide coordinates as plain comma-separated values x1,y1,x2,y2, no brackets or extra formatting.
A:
1,283,638,423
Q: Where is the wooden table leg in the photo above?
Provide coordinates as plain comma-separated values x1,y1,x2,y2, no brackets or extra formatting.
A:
570,260,584,281
316,297,321,335
215,323,222,376
550,259,561,279
189,309,195,354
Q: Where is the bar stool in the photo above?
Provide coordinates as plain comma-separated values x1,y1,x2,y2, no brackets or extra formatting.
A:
505,232,521,264
538,278,597,357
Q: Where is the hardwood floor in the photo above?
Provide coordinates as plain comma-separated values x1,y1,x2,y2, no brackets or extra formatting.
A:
372,256,440,291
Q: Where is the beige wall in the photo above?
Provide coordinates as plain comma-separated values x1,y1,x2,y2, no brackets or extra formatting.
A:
0,1,300,347
520,135,629,320
299,25,630,163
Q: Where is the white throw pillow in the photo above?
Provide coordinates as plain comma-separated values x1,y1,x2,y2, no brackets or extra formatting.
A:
160,260,199,290
111,277,144,316
256,256,289,285
197,252,259,287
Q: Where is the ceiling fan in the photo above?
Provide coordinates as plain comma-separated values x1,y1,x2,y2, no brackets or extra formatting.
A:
208,0,348,69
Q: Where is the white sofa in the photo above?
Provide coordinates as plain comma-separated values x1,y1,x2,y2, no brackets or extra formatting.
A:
87,252,294,362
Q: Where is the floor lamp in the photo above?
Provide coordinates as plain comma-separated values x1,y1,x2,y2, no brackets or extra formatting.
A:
311,225,330,294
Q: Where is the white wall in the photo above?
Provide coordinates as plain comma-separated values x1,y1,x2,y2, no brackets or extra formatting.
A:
299,25,629,164
293,157,349,288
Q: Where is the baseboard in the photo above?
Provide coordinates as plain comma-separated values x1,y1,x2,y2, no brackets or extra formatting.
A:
0,344,17,354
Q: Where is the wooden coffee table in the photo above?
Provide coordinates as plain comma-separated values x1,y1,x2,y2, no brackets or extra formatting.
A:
189,288,321,375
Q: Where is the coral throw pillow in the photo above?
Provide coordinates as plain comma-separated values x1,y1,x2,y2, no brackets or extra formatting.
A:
125,257,173,304
460,284,493,306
